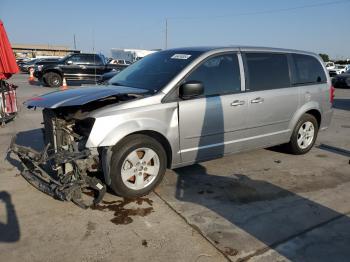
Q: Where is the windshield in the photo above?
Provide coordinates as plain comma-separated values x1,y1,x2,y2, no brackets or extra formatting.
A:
109,50,203,92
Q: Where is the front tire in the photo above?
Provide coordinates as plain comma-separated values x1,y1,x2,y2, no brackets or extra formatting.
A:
285,113,319,155
44,72,62,87
109,134,167,198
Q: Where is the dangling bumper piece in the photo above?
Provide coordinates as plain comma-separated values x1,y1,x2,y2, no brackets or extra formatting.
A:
9,137,106,209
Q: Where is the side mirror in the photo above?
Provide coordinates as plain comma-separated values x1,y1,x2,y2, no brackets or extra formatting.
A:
66,60,73,65
179,81,204,99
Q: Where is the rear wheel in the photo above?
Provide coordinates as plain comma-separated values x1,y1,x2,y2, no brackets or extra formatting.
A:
285,113,319,155
44,72,62,87
109,134,167,198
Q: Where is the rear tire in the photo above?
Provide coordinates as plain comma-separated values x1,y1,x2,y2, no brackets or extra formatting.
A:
109,134,167,198
285,113,319,155
44,72,62,87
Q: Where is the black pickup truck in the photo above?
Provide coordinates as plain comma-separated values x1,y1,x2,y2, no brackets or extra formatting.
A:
34,53,127,87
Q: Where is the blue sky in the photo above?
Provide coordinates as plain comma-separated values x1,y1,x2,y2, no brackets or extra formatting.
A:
1,0,349,59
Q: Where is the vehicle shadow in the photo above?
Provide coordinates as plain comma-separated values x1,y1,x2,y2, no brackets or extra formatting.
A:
13,128,44,151
6,128,44,172
173,85,350,260
0,191,20,242
173,164,350,261
28,80,42,87
333,98,350,111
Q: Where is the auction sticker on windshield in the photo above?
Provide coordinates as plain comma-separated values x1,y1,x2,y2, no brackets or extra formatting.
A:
171,54,192,59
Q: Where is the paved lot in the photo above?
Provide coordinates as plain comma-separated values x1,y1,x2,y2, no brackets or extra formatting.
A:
0,74,349,262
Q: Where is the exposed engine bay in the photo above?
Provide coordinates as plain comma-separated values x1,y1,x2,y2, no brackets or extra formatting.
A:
10,88,145,208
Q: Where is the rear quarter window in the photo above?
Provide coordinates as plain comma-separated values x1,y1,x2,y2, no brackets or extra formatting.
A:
244,53,290,91
292,54,327,85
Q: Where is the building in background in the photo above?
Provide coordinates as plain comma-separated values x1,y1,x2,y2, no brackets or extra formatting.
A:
12,43,80,58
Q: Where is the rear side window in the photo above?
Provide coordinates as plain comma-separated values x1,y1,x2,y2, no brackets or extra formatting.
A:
85,55,103,65
185,54,241,96
245,53,290,91
292,54,326,85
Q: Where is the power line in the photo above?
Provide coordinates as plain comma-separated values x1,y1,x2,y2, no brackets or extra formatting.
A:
163,0,350,48
167,0,350,20
165,19,168,49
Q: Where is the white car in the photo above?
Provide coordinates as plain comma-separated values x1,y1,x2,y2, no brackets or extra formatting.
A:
325,61,335,70
109,59,132,66
336,65,347,74
328,64,347,77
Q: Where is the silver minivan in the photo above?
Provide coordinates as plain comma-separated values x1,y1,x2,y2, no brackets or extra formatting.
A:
13,46,334,206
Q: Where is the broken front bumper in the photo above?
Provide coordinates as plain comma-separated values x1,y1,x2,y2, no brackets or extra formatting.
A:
9,137,106,209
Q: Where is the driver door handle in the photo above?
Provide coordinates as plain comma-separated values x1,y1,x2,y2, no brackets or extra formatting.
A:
231,100,245,106
251,97,264,104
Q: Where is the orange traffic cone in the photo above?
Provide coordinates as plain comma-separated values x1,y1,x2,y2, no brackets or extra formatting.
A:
28,68,35,83
60,77,68,90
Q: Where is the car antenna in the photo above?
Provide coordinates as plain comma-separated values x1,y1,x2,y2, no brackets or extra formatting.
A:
92,29,97,85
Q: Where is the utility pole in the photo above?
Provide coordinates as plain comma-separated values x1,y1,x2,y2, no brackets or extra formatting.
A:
165,18,168,49
73,34,77,50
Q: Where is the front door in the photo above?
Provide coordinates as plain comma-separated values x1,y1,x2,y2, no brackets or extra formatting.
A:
178,53,249,164
61,54,90,80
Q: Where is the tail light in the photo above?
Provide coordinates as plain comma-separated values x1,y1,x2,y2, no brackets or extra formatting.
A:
330,85,335,104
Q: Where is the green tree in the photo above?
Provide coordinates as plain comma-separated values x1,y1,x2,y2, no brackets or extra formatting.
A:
319,53,330,62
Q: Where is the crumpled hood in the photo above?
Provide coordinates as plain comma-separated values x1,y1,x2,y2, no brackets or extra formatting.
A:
25,85,149,108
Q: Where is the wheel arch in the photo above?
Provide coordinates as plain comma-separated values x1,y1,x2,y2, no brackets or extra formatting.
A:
304,109,321,128
100,129,173,187
126,130,173,168
289,102,322,132
43,69,63,78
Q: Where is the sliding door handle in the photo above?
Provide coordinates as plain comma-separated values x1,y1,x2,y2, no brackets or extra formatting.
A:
231,100,245,106
251,97,264,104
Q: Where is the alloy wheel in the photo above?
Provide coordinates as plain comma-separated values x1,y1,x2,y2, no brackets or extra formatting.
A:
121,147,160,190
297,121,315,149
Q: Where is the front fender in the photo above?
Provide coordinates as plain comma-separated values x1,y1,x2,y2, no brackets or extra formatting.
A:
86,102,180,166
86,105,179,147
42,66,63,76
101,118,170,147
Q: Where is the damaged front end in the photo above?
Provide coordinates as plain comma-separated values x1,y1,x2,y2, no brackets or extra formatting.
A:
10,109,106,208
9,86,148,208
